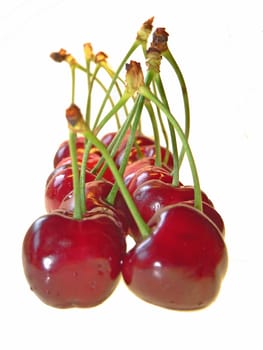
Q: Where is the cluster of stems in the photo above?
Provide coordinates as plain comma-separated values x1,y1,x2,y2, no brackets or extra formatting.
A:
51,17,202,239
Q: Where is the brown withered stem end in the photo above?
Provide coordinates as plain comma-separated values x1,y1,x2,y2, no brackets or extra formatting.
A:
125,60,144,95
136,17,154,43
65,104,87,132
50,48,68,63
95,51,108,64
151,27,169,53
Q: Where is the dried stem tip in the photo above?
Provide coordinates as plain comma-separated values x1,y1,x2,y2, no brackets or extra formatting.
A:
50,48,68,62
95,51,108,64
151,27,169,53
65,104,87,133
50,48,77,66
136,17,154,43
83,43,94,61
125,60,144,95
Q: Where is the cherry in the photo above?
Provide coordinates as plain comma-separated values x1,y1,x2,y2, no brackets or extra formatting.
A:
114,143,174,169
123,157,171,187
22,210,126,308
142,144,174,169
55,152,99,170
45,166,96,212
53,137,86,168
122,203,228,310
100,131,117,148
182,199,225,237
132,179,213,224
126,164,173,194
60,179,136,236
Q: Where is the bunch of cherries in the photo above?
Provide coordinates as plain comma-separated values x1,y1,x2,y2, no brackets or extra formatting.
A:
22,17,228,310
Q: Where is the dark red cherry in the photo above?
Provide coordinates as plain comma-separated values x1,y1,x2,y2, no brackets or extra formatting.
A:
182,199,225,237
53,137,86,168
45,167,95,212
22,211,126,308
143,144,174,169
60,179,135,236
122,203,228,310
127,165,173,194
133,179,213,223
123,157,171,187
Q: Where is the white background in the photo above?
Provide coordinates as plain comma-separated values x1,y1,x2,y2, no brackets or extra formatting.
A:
1,0,262,349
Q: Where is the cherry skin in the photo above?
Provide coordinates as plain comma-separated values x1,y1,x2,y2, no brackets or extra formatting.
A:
182,199,225,237
60,179,135,236
53,137,86,168
22,210,126,308
114,143,174,169
123,157,171,187
132,179,213,224
126,164,173,194
55,152,100,170
45,166,96,212
122,203,228,310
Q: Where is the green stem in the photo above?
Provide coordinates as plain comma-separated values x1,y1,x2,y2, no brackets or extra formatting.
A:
106,94,144,204
70,66,76,104
84,59,93,127
106,70,154,204
93,95,138,180
82,129,150,238
68,131,82,219
93,41,140,129
144,100,161,166
154,74,180,186
139,86,202,211
152,83,170,163
163,49,190,166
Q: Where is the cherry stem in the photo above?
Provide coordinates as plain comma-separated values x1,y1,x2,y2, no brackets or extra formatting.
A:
151,83,170,164
68,131,82,219
138,85,203,211
144,100,162,166
92,41,140,131
154,74,180,185
93,98,136,180
85,63,100,127
70,66,76,104
163,49,190,166
82,128,150,238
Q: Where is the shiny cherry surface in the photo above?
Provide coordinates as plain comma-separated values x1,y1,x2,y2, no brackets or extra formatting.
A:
60,179,135,236
45,167,95,212
22,211,126,308
133,179,213,223
127,165,173,194
53,137,86,167
122,204,228,310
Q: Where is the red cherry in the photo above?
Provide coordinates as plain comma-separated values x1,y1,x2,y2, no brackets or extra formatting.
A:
53,137,86,167
122,203,228,310
143,144,174,169
114,143,173,169
127,165,173,194
182,199,225,237
100,132,117,148
123,157,171,187
45,166,95,212
133,179,213,223
116,134,154,156
22,210,126,308
60,179,135,236
55,152,100,170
